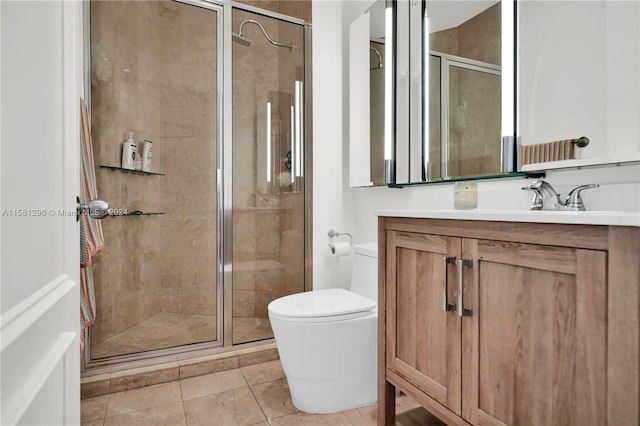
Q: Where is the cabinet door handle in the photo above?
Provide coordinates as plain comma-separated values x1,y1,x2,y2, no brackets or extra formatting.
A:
457,258,473,317
443,256,456,311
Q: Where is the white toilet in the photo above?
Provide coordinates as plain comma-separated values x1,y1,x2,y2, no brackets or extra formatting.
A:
268,242,378,414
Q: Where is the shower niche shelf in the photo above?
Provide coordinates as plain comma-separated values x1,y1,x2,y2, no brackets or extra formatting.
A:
100,165,165,176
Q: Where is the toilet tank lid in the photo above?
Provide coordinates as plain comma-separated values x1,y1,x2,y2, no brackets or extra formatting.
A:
267,288,376,319
354,242,378,258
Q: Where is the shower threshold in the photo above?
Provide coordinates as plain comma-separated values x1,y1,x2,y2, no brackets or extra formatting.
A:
91,313,273,360
81,341,280,398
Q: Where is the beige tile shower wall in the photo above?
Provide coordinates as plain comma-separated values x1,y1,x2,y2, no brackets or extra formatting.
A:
233,208,284,319
279,194,304,300
232,11,278,320
236,0,311,22
158,1,217,320
91,1,218,346
91,1,164,343
233,203,302,320
431,3,501,64
457,3,501,66
232,9,306,323
275,18,305,313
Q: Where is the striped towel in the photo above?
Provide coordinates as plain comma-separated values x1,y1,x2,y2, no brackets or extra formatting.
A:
80,98,105,353
521,139,576,166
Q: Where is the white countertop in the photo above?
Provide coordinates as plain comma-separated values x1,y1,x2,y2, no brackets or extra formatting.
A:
376,209,640,227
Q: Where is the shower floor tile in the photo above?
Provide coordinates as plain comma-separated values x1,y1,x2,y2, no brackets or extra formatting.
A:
91,312,217,359
232,317,273,344
92,313,275,359
82,358,444,426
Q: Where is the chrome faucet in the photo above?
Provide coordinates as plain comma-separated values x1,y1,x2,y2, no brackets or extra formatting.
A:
521,180,599,211
565,184,600,211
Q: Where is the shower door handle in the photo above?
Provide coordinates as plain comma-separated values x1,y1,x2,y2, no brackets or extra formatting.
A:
77,198,110,220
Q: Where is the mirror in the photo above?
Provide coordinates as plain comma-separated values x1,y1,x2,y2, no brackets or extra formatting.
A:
392,0,515,185
349,0,387,187
518,1,640,170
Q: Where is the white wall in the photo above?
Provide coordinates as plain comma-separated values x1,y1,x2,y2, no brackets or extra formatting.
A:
312,0,640,290
519,1,640,161
312,0,351,290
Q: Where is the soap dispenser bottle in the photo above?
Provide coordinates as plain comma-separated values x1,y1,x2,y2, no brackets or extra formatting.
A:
141,140,152,172
122,132,137,170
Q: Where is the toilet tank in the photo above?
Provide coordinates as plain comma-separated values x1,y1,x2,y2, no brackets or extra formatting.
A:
350,242,378,303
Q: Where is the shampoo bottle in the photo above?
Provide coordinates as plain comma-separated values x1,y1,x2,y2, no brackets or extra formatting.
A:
141,140,153,172
122,132,137,170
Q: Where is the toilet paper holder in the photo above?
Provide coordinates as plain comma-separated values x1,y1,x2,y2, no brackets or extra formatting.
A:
327,229,353,246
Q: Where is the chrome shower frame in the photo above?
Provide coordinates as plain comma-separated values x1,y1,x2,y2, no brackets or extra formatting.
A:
82,0,312,371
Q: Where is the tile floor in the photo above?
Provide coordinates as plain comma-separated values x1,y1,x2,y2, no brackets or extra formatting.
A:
81,359,444,426
92,313,273,359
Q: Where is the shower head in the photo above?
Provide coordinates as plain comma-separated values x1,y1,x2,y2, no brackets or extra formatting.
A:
232,32,252,47
233,19,295,50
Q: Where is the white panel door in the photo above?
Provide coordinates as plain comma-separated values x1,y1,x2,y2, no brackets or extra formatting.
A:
1,1,83,424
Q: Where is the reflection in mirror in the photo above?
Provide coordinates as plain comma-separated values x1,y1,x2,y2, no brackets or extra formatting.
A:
392,0,516,185
349,0,387,187
370,39,385,184
257,86,304,195
427,53,501,179
426,1,502,181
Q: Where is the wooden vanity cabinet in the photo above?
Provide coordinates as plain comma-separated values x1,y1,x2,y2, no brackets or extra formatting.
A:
378,217,640,426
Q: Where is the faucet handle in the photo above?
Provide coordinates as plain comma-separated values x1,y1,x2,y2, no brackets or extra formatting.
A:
521,186,543,210
522,180,544,190
566,184,599,211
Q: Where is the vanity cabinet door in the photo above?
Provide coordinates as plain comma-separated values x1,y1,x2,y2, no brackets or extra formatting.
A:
461,239,607,426
386,230,462,416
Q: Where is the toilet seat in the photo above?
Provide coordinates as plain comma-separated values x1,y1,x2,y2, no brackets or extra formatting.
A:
268,288,376,323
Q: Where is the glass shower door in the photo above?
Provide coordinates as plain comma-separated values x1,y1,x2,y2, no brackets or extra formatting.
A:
447,63,501,178
89,0,221,360
231,9,306,344
427,53,501,180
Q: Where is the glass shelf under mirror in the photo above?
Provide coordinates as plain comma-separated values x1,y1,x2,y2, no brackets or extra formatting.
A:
100,165,165,176
387,172,541,188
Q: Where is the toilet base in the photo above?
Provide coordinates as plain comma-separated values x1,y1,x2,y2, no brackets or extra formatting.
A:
270,312,378,414
287,375,377,414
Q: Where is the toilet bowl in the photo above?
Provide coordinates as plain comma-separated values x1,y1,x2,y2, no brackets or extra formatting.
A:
268,242,378,414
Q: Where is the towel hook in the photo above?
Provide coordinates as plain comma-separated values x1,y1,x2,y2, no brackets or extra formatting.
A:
327,229,353,246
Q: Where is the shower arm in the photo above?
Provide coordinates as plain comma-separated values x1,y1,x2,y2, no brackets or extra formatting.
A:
238,19,294,50
370,47,383,70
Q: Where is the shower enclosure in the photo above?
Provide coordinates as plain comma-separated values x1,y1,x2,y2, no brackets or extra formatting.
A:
86,0,309,365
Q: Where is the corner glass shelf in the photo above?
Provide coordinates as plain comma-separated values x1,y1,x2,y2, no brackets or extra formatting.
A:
100,165,165,176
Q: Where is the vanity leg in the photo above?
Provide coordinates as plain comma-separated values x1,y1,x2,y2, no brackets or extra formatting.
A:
378,217,395,425
378,379,396,426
